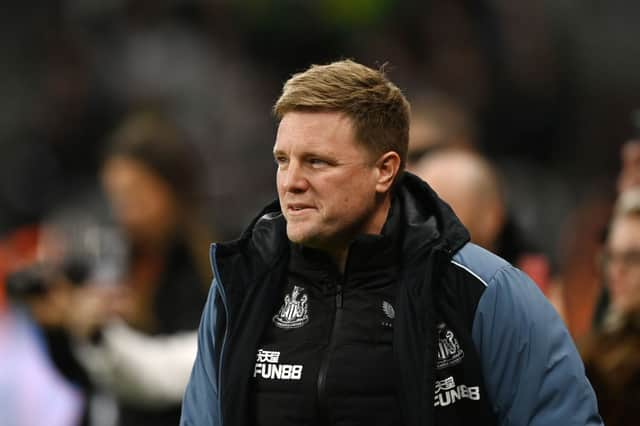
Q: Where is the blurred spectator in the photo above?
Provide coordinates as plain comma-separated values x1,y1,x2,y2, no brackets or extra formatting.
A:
413,148,502,251
580,188,640,425
564,137,640,337
63,110,213,426
594,189,640,327
406,91,477,169
412,147,553,296
589,137,640,327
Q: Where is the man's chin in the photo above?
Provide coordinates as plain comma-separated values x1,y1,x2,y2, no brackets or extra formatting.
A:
286,227,323,249
286,226,310,245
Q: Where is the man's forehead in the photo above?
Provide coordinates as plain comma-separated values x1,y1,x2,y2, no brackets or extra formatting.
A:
273,112,356,150
277,111,353,134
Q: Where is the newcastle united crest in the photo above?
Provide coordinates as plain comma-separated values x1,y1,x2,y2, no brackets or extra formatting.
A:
273,286,309,329
436,322,465,369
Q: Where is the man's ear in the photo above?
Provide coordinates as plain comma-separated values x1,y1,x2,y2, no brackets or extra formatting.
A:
375,151,402,193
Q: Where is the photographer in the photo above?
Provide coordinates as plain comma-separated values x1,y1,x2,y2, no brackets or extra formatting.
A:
7,256,200,425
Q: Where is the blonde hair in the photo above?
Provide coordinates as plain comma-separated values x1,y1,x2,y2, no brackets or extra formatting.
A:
274,59,411,171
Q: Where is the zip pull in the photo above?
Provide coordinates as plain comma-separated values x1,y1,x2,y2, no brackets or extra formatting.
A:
336,283,343,308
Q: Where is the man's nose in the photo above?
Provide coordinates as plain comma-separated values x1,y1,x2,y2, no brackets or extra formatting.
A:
281,161,309,192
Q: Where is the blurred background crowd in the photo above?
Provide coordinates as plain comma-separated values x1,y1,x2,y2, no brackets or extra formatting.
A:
1,1,640,425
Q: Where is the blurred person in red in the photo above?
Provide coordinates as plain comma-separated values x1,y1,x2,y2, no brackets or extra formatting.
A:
412,147,553,299
580,187,640,426
64,110,213,426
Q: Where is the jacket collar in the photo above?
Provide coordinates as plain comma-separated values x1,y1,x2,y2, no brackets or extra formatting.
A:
396,172,469,259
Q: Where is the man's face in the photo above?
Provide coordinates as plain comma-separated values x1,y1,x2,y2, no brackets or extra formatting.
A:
274,111,383,253
604,214,640,314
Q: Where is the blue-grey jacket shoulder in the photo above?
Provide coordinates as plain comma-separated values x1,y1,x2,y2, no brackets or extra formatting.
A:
451,242,510,288
451,243,603,426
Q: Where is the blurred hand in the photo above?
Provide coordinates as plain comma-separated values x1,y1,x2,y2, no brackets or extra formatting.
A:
26,278,74,328
65,285,128,340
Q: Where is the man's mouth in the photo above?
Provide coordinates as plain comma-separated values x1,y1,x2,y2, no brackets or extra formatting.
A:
288,204,313,213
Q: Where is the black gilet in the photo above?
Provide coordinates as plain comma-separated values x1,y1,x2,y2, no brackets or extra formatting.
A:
251,208,403,426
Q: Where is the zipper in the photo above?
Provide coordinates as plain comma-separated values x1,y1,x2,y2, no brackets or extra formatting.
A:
316,276,345,424
211,244,230,426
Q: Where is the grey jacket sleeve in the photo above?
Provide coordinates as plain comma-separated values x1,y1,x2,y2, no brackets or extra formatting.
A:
471,266,603,426
180,280,223,426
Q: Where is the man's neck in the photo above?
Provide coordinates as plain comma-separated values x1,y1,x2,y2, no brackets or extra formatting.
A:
332,196,393,274
334,247,349,274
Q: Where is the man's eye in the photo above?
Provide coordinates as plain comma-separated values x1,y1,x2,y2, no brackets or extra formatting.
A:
274,157,288,166
309,158,328,167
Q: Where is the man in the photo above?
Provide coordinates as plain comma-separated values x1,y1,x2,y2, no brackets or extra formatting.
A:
581,188,640,425
411,148,552,295
411,148,505,254
597,188,640,322
181,60,602,425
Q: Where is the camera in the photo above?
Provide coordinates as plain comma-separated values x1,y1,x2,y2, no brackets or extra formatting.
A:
6,257,90,301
